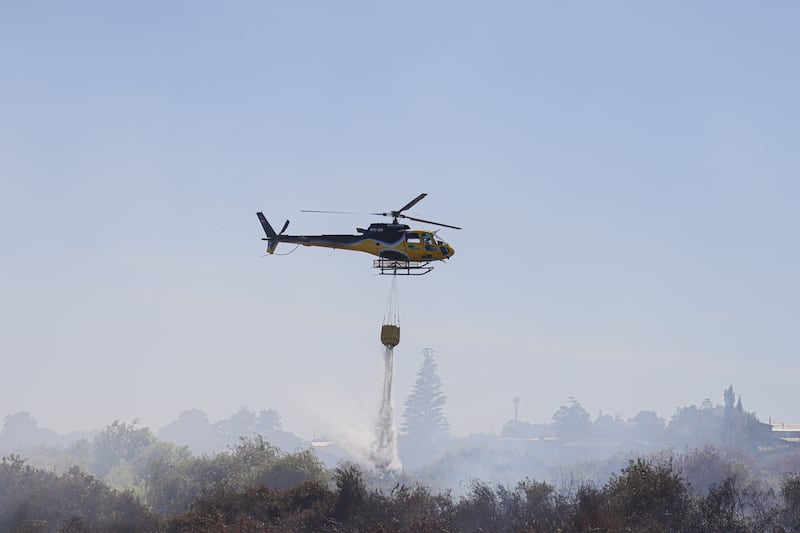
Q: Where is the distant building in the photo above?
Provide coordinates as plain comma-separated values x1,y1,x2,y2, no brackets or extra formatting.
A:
772,423,800,443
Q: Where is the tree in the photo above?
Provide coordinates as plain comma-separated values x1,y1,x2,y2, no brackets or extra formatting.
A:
158,409,214,455
399,349,449,468
212,406,300,452
401,348,449,440
628,410,665,444
551,397,591,440
145,435,326,516
216,406,281,438
723,385,737,446
90,420,156,478
0,456,158,531
604,457,692,531
719,386,772,451
780,473,800,531
0,412,58,448
667,402,722,447
593,411,624,440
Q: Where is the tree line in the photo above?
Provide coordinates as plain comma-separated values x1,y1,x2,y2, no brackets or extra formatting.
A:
503,386,774,453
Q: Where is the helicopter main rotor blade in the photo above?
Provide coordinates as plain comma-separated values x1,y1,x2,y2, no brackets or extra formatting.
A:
401,214,462,230
301,210,372,215
397,193,427,213
302,194,459,228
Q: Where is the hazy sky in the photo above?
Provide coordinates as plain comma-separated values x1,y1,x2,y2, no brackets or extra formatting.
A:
2,2,798,440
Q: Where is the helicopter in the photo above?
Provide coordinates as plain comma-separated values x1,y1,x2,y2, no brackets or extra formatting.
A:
256,193,459,275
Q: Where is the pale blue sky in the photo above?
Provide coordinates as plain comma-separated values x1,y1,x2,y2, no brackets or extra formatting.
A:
1,2,798,439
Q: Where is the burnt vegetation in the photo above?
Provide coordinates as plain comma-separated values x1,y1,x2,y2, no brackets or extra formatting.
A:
4,452,800,532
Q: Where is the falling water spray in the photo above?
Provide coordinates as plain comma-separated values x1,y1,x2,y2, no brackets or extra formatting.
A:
371,276,402,472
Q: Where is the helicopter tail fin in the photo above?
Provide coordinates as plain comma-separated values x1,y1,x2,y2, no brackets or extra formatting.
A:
256,212,280,254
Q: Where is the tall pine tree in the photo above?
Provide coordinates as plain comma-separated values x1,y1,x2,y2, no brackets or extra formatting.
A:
401,348,449,441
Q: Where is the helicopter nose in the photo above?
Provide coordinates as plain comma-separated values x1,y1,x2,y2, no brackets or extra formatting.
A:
447,246,455,257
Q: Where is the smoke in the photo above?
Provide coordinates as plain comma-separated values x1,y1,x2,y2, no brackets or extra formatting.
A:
326,422,375,467
371,345,401,471
302,385,375,468
300,344,400,472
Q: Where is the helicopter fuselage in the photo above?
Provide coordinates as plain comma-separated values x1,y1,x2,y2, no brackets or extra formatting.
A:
260,218,455,261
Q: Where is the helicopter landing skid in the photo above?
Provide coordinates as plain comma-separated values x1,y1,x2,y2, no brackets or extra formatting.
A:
373,259,434,276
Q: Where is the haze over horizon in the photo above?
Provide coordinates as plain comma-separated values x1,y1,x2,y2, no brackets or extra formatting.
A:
2,3,798,440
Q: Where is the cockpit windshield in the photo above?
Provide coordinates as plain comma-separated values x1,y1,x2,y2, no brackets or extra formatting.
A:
427,233,447,246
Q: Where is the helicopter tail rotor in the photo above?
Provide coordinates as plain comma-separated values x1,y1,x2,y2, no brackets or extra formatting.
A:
257,212,289,254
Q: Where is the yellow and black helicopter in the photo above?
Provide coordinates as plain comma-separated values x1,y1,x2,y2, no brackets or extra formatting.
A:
257,193,459,275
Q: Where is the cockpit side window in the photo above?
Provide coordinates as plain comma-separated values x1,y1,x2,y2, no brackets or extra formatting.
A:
406,232,421,243
422,232,436,251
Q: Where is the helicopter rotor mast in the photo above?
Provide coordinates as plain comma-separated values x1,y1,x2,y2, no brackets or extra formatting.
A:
375,193,428,224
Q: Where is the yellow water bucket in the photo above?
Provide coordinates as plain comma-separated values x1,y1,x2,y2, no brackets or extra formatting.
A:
380,325,400,347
